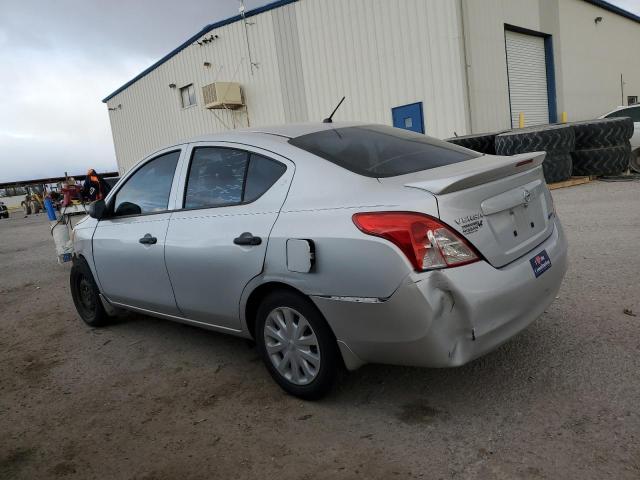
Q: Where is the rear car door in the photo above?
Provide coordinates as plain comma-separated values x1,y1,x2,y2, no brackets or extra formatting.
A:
92,148,183,314
164,143,294,331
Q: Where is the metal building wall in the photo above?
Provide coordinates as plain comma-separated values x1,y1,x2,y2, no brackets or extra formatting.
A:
461,0,640,133
106,0,470,172
556,0,640,119
292,0,469,138
460,0,561,134
107,14,288,172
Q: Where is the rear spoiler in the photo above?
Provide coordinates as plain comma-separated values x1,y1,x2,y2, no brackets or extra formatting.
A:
403,152,546,195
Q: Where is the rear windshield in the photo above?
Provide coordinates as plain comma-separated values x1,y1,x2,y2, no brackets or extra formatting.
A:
288,124,480,178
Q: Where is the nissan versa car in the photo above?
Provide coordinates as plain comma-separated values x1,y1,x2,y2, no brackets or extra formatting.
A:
70,123,568,399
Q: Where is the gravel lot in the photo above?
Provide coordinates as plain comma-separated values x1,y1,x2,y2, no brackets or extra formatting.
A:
1,180,639,480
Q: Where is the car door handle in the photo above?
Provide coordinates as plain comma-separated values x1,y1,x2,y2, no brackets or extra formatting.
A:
139,234,158,245
233,232,262,246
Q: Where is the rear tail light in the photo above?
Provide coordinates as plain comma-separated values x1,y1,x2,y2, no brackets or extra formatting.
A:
352,212,480,271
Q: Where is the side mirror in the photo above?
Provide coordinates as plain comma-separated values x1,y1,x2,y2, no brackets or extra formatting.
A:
114,202,142,216
87,199,107,219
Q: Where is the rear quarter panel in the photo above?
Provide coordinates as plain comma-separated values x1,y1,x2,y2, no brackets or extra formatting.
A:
258,154,440,299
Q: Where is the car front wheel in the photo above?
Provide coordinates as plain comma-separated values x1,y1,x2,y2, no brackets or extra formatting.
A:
256,291,339,400
70,258,109,327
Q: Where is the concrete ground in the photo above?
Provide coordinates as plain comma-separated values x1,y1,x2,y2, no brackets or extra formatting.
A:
1,180,638,480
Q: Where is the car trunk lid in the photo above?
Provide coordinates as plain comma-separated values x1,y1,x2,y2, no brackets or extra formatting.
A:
381,152,555,268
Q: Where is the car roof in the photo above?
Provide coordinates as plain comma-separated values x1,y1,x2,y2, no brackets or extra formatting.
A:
600,105,638,118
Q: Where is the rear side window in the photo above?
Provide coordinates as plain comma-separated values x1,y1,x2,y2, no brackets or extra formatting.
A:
244,154,287,203
112,150,180,216
605,107,640,122
184,148,287,209
289,124,480,178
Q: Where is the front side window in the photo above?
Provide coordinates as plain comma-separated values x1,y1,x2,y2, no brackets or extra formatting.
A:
288,124,480,178
606,106,640,122
180,84,196,108
112,151,180,216
184,148,287,209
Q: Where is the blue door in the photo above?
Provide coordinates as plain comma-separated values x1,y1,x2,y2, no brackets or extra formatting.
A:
392,102,425,134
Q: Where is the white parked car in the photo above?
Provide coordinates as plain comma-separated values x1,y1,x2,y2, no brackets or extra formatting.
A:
600,105,640,170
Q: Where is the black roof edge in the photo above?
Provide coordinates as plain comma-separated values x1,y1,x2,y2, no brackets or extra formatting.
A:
582,0,640,24
102,0,298,103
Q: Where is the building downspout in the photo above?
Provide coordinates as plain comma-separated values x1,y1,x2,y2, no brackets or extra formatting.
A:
459,0,473,134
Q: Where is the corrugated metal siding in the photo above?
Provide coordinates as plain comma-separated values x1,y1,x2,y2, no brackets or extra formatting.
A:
293,0,468,137
505,31,549,127
272,4,308,123
107,0,469,172
107,13,287,172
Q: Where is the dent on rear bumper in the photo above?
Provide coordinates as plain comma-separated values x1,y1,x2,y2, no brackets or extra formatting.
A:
312,219,568,370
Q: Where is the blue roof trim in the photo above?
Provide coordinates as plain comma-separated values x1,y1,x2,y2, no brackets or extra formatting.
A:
582,0,640,24
102,0,298,103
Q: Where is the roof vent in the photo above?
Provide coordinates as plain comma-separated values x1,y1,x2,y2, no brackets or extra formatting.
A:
202,82,244,109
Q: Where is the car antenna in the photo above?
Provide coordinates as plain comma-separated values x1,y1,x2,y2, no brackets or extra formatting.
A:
323,96,346,123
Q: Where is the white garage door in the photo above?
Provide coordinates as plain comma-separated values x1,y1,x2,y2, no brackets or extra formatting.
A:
505,30,549,128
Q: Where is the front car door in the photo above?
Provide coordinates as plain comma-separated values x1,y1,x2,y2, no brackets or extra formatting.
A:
164,143,294,331
92,148,184,314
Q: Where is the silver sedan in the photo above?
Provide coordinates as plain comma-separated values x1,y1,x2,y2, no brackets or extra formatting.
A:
71,122,568,399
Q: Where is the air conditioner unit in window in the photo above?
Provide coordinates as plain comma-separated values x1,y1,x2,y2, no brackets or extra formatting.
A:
202,82,244,109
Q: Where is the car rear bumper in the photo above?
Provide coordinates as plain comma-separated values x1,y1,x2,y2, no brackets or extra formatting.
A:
312,217,568,370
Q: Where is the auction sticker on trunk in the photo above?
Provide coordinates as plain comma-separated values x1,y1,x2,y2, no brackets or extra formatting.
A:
530,250,552,278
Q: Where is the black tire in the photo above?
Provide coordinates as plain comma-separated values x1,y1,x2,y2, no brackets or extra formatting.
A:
495,124,575,156
256,290,339,400
543,152,573,183
570,117,634,149
70,257,110,327
444,131,506,155
571,143,631,176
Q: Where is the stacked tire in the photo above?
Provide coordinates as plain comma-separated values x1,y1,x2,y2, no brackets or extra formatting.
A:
495,124,575,183
444,131,506,155
569,118,633,176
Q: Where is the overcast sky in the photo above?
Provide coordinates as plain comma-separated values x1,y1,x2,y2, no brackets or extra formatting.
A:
1,0,639,183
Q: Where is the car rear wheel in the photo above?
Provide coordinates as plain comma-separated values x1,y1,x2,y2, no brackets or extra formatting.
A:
256,291,339,400
70,258,109,327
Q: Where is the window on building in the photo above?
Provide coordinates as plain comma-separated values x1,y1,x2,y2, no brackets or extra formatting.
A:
180,84,197,108
628,96,638,106
113,150,180,216
183,148,287,209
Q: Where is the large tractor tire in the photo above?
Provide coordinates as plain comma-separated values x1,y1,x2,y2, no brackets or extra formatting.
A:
571,142,631,176
495,124,575,156
542,153,573,183
444,131,505,155
570,117,634,149
495,124,575,183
